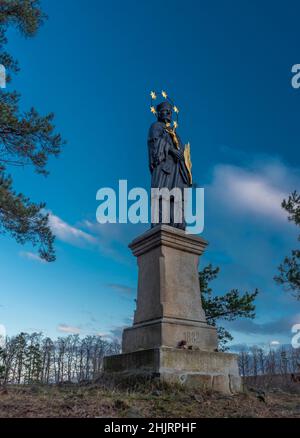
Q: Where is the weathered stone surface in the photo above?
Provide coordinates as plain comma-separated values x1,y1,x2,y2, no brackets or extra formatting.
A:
130,225,209,324
104,348,159,374
122,225,218,353
179,374,212,390
229,374,243,394
103,347,242,394
159,347,239,375
122,317,217,353
212,375,230,393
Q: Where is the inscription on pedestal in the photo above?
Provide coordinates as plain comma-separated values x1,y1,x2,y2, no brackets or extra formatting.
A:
184,331,202,344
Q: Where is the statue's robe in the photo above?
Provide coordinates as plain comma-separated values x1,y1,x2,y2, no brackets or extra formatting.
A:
147,121,190,229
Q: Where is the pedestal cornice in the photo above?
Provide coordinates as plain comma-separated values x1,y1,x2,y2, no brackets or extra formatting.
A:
129,225,208,257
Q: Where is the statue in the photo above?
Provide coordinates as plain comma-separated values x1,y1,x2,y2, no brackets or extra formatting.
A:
103,91,242,395
147,91,192,230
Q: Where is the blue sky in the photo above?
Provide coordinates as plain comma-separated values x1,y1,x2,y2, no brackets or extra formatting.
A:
1,0,299,349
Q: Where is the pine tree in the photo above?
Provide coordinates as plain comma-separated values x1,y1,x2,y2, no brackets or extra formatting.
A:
199,264,258,350
0,0,64,261
275,191,300,299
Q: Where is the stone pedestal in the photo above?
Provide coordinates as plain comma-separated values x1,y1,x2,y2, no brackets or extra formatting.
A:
103,225,242,394
104,347,241,394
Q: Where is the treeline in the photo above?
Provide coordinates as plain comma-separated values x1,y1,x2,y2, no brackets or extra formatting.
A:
0,332,120,385
1,332,299,385
238,345,300,377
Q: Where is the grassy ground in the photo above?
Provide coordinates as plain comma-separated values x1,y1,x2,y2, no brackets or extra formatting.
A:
0,379,299,418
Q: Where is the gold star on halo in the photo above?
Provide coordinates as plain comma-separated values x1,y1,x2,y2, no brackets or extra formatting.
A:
173,121,178,129
161,90,168,99
173,105,179,113
150,106,157,115
150,91,157,100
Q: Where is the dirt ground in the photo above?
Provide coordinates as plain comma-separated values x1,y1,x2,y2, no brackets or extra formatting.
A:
0,379,299,418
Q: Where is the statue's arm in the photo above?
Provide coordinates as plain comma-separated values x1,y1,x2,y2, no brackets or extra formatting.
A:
167,132,185,161
169,145,184,161
148,123,170,170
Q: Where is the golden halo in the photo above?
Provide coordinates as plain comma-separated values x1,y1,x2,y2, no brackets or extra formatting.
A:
149,90,180,129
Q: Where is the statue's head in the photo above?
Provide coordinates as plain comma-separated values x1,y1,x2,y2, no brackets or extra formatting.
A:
156,101,173,124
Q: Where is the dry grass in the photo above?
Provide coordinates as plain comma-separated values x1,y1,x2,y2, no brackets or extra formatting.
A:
0,379,299,418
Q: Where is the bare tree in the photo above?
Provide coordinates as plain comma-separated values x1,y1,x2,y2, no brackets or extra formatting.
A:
0,332,121,385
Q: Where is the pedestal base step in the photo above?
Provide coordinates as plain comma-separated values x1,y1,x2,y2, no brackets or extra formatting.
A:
103,347,242,394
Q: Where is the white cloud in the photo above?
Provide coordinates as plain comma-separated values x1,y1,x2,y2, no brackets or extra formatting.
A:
82,220,143,263
209,161,299,222
57,324,82,334
270,340,280,346
49,213,97,246
19,251,46,263
83,220,146,246
225,313,300,335
47,214,134,264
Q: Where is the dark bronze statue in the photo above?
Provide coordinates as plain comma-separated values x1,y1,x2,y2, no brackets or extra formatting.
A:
148,99,192,230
